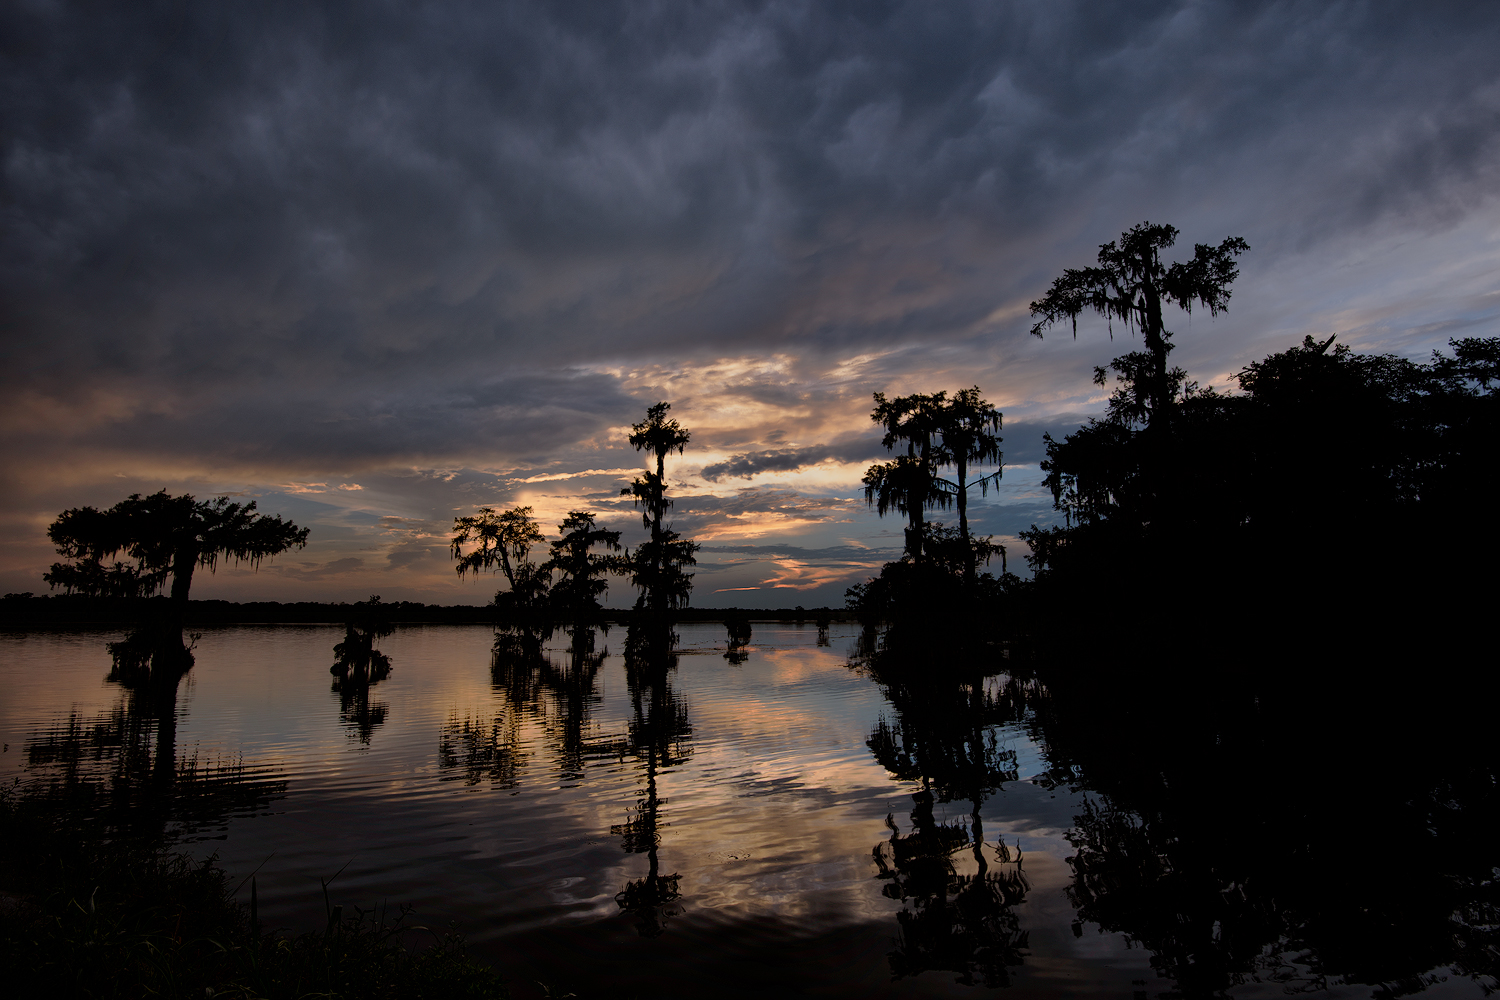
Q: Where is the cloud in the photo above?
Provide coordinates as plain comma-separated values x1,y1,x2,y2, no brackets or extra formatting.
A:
700,543,899,563
269,557,366,582
2,1,1498,603
700,437,886,481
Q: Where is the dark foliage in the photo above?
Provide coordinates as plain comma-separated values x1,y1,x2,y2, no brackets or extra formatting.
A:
1019,334,1500,665
330,596,396,744
44,492,308,689
1030,222,1248,431
1012,643,1500,998
848,389,1010,642
451,506,554,653
622,402,700,615
545,511,626,637
1006,233,1499,996
723,610,752,663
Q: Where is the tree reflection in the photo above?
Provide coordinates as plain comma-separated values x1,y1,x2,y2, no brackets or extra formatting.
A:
437,627,622,789
22,673,285,844
330,596,394,744
723,611,752,665
611,621,693,937
861,642,1032,985
1027,662,1500,999
874,790,1029,987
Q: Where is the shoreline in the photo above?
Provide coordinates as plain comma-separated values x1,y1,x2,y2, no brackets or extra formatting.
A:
0,596,859,628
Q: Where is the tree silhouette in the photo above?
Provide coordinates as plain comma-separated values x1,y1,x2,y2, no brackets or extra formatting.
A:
451,505,546,594
330,595,395,744
621,403,699,614
451,505,551,649
612,624,694,937
864,392,951,565
936,387,1005,583
544,511,625,639
722,610,752,664
851,389,1009,631
45,491,308,686
1029,223,1248,432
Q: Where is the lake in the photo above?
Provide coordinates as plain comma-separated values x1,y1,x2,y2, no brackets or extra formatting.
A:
1,622,1493,999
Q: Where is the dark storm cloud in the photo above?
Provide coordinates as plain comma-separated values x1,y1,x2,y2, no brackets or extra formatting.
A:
700,435,885,481
7,2,1497,352
3,0,1499,524
696,416,1082,479
267,556,366,582
1000,416,1093,466
587,484,865,540
74,368,633,471
700,543,899,562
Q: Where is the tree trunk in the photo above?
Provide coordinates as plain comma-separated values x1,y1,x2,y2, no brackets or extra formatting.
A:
155,541,198,683
957,454,974,584
909,445,926,566
650,452,666,613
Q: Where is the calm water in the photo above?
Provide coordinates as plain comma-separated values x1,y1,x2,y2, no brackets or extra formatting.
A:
1,624,1492,999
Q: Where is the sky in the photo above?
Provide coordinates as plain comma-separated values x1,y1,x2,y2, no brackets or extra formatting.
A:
3,0,1498,608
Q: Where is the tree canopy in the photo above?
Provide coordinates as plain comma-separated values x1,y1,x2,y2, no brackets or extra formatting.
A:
545,510,625,630
851,388,1008,633
46,491,309,602
45,490,309,686
1030,223,1248,430
621,402,699,614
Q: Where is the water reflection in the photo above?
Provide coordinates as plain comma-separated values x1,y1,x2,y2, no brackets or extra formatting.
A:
860,640,1034,986
7,620,1496,997
723,612,752,665
874,790,1030,987
612,621,694,937
438,709,527,789
330,597,395,744
22,676,285,843
1026,659,1500,998
438,627,625,789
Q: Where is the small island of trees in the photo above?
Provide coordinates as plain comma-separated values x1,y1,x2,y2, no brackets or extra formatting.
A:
448,401,702,656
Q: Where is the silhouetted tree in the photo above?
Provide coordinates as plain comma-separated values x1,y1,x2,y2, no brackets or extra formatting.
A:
852,389,1012,633
936,387,1006,583
864,392,951,566
621,403,700,615
723,610,752,664
45,491,308,686
544,511,625,641
330,595,395,744
1029,222,1248,432
1023,333,1500,627
451,505,551,650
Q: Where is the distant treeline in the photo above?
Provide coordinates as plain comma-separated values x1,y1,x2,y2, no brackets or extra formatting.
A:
0,594,854,627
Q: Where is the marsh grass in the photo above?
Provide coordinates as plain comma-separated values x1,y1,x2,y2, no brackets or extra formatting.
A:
0,783,509,999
